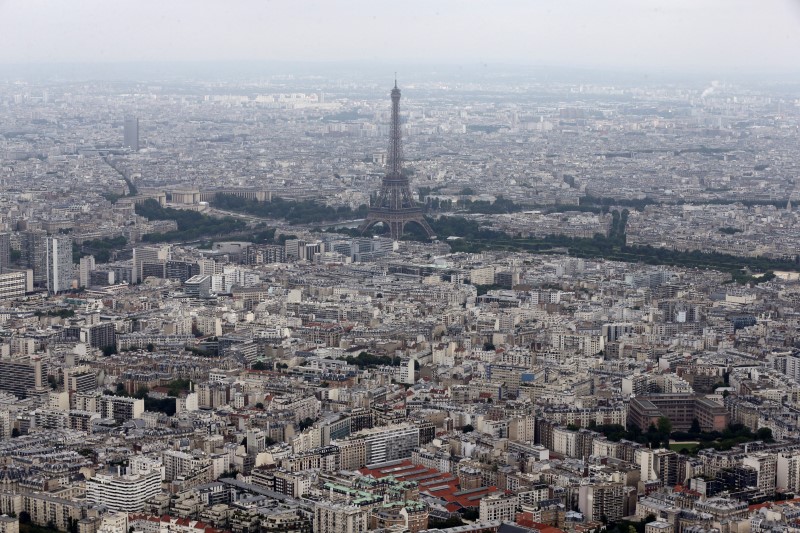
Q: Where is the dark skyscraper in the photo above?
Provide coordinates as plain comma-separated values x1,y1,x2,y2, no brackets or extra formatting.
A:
359,81,434,240
0,233,9,273
123,116,139,151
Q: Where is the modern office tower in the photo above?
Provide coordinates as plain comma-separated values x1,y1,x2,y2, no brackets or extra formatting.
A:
86,468,161,512
89,270,115,286
358,80,434,240
123,116,139,151
46,235,73,294
743,453,778,496
0,271,31,300
0,233,9,272
132,245,170,283
66,322,116,349
639,448,682,486
21,230,47,286
0,356,47,399
184,275,211,298
64,367,98,394
98,395,144,423
165,260,199,282
351,422,420,465
79,255,95,287
578,482,625,523
777,451,800,493
162,450,209,482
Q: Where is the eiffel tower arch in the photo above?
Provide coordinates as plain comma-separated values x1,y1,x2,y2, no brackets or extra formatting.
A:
358,81,435,241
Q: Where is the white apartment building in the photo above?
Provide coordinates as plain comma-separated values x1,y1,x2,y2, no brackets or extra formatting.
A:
86,468,161,512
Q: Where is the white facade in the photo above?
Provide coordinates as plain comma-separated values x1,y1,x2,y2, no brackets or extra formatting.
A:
46,235,73,294
777,451,800,493
479,493,518,523
86,468,161,512
79,255,95,288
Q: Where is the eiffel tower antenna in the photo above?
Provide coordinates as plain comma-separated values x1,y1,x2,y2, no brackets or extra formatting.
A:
358,79,435,240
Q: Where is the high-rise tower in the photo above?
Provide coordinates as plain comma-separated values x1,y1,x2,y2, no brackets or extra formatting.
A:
123,116,139,152
46,234,73,294
359,81,434,240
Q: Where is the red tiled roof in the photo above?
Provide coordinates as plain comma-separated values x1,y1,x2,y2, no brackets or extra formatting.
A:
359,460,499,508
749,497,800,512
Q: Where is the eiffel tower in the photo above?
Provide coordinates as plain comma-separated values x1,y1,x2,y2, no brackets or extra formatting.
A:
358,80,435,240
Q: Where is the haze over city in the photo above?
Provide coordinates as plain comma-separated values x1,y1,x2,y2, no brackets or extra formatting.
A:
1,1,800,74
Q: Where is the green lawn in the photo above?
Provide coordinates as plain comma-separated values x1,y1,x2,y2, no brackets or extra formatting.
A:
669,441,699,452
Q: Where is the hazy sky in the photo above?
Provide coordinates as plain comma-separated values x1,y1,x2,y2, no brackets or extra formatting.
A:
1,0,798,72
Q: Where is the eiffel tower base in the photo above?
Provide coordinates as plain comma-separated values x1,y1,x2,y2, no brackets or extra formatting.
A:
358,209,435,241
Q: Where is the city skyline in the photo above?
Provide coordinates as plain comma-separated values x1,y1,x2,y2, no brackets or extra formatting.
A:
1,4,800,531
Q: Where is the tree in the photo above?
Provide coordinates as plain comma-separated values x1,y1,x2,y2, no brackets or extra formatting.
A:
430,516,465,528
657,416,672,437
461,508,479,520
102,345,118,357
19,511,30,524
255,402,264,409
146,343,155,352
251,361,267,371
756,427,773,441
690,418,702,436
462,424,475,433
11,428,20,438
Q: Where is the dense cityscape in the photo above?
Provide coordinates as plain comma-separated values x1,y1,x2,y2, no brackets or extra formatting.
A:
2,6,800,533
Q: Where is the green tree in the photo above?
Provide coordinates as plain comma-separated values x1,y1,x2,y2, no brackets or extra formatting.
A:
102,345,118,357
756,427,773,441
462,424,475,433
690,418,702,435
657,416,672,436
255,402,264,409
298,417,316,431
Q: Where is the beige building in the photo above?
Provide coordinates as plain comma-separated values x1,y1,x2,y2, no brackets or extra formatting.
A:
479,493,518,523
314,501,368,533
0,516,18,533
